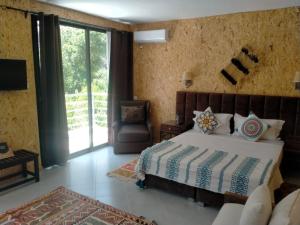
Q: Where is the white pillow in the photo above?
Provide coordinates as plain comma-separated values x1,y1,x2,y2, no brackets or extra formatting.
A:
233,113,246,134
261,119,285,141
193,110,232,135
269,189,300,225
240,185,272,225
233,113,285,140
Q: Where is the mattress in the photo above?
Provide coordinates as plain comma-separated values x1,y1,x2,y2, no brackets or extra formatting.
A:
137,130,284,196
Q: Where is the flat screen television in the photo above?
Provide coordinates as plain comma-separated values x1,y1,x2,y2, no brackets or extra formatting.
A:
0,59,27,90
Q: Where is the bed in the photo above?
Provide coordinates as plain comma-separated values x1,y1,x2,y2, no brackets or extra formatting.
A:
136,91,300,206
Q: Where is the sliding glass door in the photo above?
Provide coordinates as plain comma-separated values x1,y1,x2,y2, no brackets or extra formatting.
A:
60,24,109,155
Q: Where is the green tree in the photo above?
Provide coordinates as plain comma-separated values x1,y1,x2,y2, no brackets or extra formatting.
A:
60,26,108,94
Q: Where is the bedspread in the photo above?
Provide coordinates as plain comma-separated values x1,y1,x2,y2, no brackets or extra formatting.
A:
136,140,275,196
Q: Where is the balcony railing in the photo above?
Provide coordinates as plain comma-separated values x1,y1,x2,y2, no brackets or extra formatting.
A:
65,92,107,130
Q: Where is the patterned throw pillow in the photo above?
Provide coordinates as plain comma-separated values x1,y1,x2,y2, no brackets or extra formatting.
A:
238,113,269,142
195,107,220,134
121,106,145,123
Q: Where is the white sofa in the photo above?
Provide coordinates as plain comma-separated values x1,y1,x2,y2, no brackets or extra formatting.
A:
212,203,244,225
212,185,300,225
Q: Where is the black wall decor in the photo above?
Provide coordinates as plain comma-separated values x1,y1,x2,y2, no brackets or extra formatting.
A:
220,47,259,87
221,69,237,85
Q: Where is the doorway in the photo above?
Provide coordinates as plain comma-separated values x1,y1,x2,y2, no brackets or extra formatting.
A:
60,24,109,155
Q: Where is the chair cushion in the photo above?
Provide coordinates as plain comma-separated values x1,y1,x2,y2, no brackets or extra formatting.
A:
121,105,145,123
118,124,150,143
212,203,244,225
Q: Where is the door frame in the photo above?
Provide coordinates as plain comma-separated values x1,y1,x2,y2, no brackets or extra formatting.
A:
59,21,109,158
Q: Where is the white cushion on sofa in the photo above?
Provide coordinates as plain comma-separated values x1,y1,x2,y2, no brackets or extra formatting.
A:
212,203,244,225
269,189,300,225
240,185,272,225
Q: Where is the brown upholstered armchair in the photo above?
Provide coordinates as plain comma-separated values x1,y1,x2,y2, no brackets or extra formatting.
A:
112,100,153,154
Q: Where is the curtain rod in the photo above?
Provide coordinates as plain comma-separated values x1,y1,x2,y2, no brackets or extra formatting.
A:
0,5,39,17
0,5,119,32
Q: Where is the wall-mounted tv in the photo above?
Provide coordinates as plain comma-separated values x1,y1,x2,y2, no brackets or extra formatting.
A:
0,59,27,91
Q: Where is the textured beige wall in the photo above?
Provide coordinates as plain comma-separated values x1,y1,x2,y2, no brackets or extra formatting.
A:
0,0,128,173
1,1,300,156
0,0,38,175
133,7,300,142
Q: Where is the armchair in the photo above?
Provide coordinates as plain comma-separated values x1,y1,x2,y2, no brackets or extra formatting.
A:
112,100,153,154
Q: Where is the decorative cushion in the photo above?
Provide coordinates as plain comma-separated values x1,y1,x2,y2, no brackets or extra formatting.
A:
194,107,220,134
121,106,145,123
117,124,150,142
193,111,233,135
234,113,285,140
238,113,269,142
269,189,300,225
240,185,272,225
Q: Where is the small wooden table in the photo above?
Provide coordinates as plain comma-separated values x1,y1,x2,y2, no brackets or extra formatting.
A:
0,150,39,192
160,120,186,141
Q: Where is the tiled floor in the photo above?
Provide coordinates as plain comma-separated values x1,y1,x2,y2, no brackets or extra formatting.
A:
0,147,219,225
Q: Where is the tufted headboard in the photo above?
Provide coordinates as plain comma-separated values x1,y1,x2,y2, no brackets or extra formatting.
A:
176,91,300,143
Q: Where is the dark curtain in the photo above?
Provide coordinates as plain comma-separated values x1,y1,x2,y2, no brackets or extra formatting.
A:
107,30,133,144
31,14,69,167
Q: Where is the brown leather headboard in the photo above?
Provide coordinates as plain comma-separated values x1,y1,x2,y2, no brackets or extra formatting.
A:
176,91,300,142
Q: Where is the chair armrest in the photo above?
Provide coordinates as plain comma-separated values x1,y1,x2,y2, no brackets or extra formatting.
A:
112,121,120,130
147,120,153,141
147,120,152,130
224,192,248,205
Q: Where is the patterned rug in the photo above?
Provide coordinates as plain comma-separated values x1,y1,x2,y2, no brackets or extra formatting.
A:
107,159,138,182
0,186,156,225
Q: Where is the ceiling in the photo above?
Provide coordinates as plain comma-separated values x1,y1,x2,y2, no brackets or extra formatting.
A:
39,0,300,24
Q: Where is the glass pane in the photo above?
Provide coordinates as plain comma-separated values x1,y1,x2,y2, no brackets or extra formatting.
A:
60,25,90,154
90,31,108,146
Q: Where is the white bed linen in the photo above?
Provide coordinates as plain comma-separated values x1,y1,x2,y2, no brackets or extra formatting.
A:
171,130,283,163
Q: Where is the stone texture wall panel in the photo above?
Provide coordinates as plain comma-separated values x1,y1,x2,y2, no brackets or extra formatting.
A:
133,7,300,142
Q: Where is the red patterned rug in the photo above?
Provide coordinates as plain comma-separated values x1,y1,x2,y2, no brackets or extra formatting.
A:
0,186,156,225
107,159,138,182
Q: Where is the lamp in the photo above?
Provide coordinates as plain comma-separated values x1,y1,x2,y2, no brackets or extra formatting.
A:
182,72,193,88
294,71,300,90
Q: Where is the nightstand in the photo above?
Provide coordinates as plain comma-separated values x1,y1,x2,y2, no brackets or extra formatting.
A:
160,120,186,141
282,137,300,173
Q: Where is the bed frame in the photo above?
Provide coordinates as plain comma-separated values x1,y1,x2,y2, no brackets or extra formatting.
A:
145,91,300,206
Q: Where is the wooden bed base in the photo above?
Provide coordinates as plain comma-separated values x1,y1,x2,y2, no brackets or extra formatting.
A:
145,174,224,206
144,91,300,206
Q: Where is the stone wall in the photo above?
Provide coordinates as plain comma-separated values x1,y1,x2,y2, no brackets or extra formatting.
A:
133,7,300,141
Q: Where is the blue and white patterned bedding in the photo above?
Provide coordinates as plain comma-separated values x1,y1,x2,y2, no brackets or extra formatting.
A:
136,140,275,196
